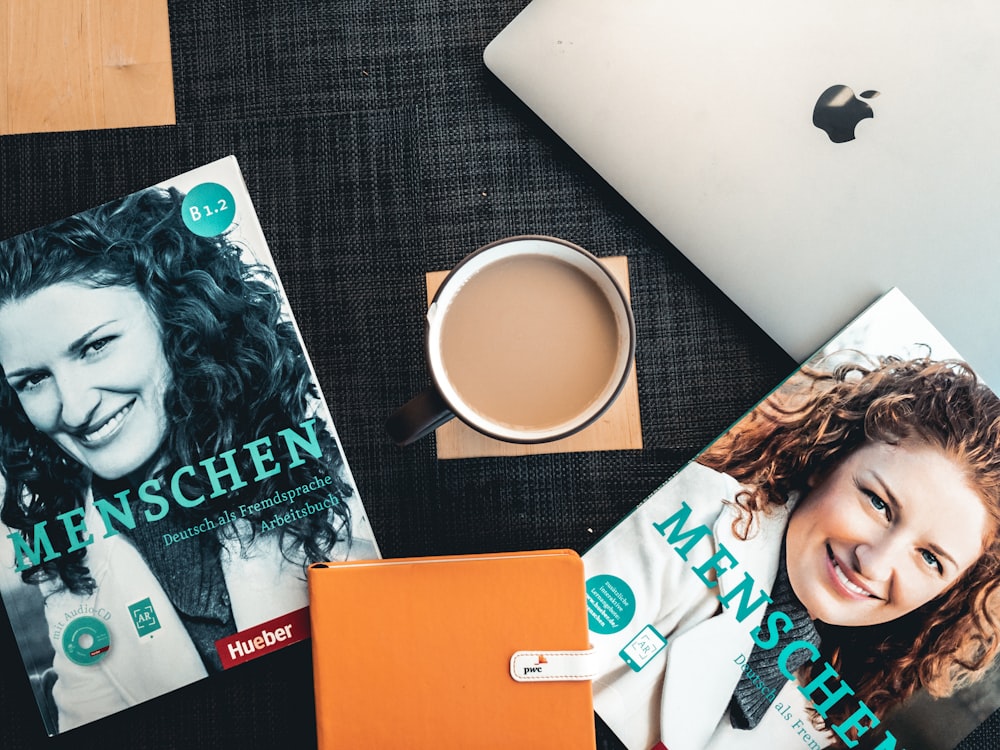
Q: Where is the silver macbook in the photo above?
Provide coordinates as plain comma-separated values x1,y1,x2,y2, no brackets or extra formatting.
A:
484,0,1000,385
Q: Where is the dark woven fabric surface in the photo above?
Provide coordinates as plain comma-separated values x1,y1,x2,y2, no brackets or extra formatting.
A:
958,716,1000,750
4,1,991,749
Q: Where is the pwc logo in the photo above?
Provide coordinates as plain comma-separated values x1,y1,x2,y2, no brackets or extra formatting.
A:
510,648,595,682
522,654,548,676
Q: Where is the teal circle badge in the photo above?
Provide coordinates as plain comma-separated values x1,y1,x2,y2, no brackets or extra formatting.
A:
586,574,636,635
181,182,236,237
62,615,111,666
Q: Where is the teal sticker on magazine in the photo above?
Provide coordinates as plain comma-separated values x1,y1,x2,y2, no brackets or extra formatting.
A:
62,616,111,666
586,574,635,634
128,598,162,637
619,624,668,672
182,182,236,237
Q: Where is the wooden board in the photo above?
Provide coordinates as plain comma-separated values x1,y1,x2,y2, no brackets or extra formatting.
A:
426,255,643,459
1,0,174,135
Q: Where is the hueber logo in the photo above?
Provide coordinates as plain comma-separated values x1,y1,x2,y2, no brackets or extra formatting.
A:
215,607,311,669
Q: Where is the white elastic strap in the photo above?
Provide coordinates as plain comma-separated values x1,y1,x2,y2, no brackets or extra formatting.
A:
509,648,597,682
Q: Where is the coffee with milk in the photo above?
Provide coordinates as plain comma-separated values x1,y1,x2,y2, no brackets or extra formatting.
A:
439,254,621,431
386,236,634,447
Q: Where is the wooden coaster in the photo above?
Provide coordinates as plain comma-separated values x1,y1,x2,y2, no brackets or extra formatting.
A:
425,256,642,459
1,0,175,135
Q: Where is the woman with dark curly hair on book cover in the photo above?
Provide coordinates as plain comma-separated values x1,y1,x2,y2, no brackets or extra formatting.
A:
0,180,378,732
586,324,1000,750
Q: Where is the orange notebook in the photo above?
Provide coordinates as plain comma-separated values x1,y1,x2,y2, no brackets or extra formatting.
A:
308,549,596,749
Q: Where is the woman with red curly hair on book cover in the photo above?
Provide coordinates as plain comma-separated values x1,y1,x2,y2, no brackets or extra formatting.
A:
586,344,1000,750
0,181,378,733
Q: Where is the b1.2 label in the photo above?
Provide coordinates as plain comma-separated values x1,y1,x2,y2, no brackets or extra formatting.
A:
182,182,236,237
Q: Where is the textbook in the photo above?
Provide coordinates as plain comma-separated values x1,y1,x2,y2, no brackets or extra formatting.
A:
308,550,596,749
584,288,1000,750
0,156,381,735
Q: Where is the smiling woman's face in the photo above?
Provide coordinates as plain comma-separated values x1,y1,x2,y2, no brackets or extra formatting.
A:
785,439,990,627
0,281,171,481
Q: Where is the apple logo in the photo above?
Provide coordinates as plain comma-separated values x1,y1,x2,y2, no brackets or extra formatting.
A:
812,85,880,143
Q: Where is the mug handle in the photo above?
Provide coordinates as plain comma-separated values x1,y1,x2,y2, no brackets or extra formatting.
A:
386,387,455,446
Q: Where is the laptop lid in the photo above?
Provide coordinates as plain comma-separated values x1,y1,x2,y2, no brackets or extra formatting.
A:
484,0,1000,385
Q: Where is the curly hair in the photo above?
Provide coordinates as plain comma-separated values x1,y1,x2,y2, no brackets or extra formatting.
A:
699,356,1000,731
0,186,353,595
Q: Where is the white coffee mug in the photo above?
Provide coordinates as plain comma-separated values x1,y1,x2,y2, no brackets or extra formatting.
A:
386,236,636,446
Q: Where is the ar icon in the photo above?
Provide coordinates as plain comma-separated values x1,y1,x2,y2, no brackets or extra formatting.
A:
128,597,162,637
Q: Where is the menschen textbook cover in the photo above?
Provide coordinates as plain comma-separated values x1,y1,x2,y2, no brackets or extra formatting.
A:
584,289,1000,750
0,156,381,735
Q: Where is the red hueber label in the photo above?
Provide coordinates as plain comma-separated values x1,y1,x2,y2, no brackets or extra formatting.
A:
215,606,311,669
